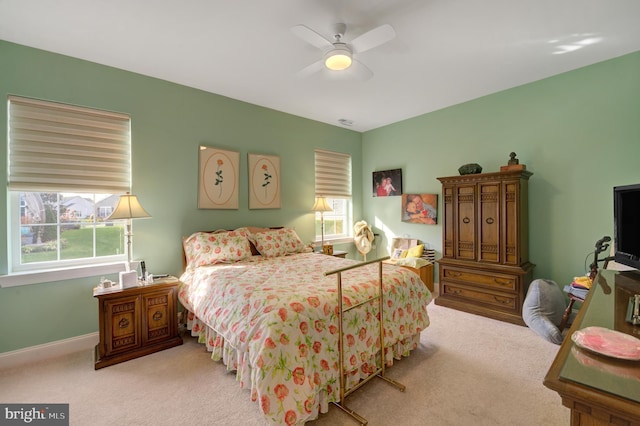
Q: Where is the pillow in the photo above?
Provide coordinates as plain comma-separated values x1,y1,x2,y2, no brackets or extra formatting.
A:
522,279,567,345
250,228,307,258
405,244,424,258
243,226,279,255
183,228,253,268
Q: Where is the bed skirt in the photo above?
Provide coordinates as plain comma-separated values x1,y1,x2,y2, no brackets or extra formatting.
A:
185,310,422,424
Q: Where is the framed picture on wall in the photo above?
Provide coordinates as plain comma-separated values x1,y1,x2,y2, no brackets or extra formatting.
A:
198,146,239,209
373,168,402,197
401,193,438,224
248,153,281,209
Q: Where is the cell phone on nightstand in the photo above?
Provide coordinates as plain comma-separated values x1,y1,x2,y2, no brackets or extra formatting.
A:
140,261,146,279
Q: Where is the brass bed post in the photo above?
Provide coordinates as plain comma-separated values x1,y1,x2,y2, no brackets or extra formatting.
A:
324,256,405,425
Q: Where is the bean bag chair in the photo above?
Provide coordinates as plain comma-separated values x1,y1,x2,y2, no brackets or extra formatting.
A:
522,279,567,345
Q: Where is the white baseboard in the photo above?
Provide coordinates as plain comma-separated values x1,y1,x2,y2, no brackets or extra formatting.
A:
0,333,99,370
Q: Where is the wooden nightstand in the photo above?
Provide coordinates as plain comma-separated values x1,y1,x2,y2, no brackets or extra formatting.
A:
93,276,183,369
383,261,434,292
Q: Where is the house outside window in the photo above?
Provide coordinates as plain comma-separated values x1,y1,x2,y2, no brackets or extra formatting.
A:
15,192,122,266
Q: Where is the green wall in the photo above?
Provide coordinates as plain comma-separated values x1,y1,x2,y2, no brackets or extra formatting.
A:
362,51,640,286
0,40,362,353
1,39,638,354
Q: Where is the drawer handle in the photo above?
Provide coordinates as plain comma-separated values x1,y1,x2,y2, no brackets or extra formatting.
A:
118,318,130,329
493,296,511,305
152,311,163,321
462,217,470,224
448,271,462,278
486,217,494,224
493,278,512,286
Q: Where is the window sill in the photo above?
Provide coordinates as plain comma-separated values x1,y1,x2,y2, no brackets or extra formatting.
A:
315,237,354,246
0,262,129,288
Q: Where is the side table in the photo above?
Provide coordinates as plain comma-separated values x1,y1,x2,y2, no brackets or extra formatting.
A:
383,260,434,292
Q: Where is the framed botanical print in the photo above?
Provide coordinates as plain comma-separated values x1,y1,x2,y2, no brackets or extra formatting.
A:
248,153,280,209
198,146,239,209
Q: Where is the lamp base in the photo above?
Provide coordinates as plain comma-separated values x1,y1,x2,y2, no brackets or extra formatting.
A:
322,244,334,255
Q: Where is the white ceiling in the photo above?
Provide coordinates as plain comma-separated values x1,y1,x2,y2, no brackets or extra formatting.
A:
1,0,639,132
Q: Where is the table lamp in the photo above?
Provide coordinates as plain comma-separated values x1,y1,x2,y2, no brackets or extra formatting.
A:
312,196,332,252
107,192,151,266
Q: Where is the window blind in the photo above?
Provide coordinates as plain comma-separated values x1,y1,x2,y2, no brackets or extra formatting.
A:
8,96,131,193
314,149,352,198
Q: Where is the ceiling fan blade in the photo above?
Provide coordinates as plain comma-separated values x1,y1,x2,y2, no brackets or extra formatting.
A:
297,59,325,79
350,59,373,81
350,24,396,54
291,25,333,50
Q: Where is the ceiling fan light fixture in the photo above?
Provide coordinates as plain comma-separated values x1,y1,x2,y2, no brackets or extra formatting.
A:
324,45,352,71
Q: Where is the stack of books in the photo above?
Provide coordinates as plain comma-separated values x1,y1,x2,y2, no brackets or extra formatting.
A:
421,248,436,264
563,275,592,300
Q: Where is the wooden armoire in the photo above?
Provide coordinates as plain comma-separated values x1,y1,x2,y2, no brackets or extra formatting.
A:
436,170,534,325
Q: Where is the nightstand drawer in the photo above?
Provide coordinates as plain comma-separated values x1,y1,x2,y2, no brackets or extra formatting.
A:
104,295,141,356
144,290,172,343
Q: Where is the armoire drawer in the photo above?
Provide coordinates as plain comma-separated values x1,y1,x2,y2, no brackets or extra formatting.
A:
440,282,518,310
441,266,518,292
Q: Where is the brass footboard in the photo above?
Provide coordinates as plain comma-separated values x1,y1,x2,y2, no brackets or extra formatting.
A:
324,256,405,425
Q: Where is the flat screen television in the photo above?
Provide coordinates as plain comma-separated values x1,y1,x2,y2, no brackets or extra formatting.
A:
613,183,640,270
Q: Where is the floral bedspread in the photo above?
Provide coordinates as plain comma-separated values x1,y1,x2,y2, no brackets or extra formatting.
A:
178,252,432,425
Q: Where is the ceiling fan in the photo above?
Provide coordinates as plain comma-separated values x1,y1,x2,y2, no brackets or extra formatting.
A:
291,23,396,80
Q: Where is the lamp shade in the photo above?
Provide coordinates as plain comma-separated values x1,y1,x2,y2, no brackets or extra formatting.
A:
312,196,333,212
107,193,151,220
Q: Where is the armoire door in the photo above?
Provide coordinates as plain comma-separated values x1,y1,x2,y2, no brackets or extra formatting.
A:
478,181,501,263
455,184,476,260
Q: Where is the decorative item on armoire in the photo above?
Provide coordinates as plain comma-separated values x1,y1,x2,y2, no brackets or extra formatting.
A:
500,152,527,172
457,163,482,175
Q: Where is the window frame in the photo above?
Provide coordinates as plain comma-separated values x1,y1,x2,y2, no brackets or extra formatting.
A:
314,149,353,243
8,192,128,274
3,96,132,284
315,198,352,243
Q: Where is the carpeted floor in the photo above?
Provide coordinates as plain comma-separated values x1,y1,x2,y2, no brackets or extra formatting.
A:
0,303,569,425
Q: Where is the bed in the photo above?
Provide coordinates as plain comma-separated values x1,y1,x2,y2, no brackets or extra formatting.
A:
178,227,433,425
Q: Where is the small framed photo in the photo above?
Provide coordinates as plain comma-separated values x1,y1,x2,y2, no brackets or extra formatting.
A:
373,168,402,197
402,193,438,224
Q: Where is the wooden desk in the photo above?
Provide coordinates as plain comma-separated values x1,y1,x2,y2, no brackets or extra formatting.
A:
543,269,640,425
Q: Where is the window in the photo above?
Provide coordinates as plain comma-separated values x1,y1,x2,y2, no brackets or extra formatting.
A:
7,96,131,273
314,150,352,241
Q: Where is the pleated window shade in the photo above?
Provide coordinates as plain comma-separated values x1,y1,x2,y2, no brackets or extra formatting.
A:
8,96,131,193
314,149,352,198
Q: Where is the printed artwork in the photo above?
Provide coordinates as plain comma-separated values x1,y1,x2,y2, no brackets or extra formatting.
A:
198,146,239,209
248,153,281,209
373,168,402,196
401,193,438,224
